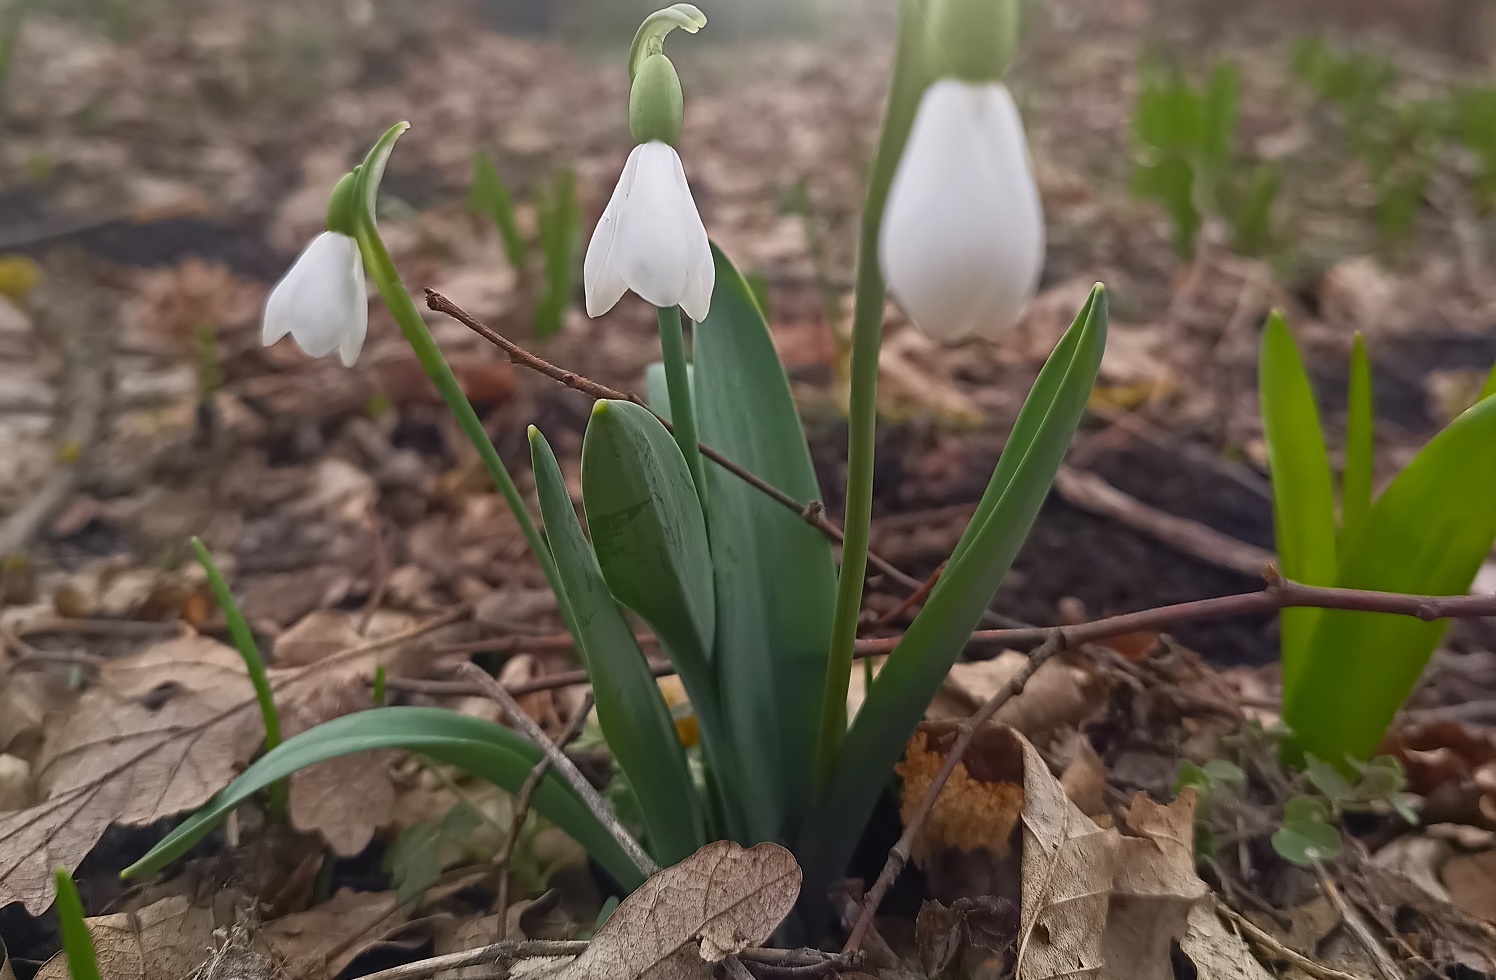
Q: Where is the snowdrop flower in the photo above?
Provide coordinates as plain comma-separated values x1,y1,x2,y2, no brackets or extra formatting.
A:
584,6,713,322
880,79,1044,343
263,172,369,367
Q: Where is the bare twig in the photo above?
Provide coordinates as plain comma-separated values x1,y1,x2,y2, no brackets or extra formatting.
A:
1216,899,1364,980
495,691,596,917
456,663,658,877
1311,859,1407,980
870,562,943,629
351,941,851,980
425,289,1002,619
384,577,1496,701
844,632,1070,953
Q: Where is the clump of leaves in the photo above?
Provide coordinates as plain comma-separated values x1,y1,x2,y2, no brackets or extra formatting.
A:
469,152,581,338
1130,60,1279,258
1260,314,1496,767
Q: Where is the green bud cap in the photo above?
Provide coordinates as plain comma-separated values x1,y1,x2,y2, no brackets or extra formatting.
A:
927,0,1019,82
325,170,362,236
629,52,684,145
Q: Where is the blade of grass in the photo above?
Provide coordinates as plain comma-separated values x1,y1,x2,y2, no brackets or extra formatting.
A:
54,870,101,980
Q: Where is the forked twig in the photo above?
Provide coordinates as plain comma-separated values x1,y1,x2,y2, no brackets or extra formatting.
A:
456,663,658,877
494,691,596,917
844,632,1070,953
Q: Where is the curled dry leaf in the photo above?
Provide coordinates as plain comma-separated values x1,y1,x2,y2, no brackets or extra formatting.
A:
1014,727,1119,980
35,895,218,980
932,651,1108,742
261,888,408,978
1100,789,1209,980
552,841,801,980
1442,849,1496,924
1178,904,1276,980
0,621,431,912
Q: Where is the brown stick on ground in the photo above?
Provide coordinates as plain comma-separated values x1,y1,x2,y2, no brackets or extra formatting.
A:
494,691,596,918
456,663,658,877
424,288,1023,627
843,632,1070,953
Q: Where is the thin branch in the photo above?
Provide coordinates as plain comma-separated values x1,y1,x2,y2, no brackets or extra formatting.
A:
455,663,658,877
870,562,943,630
844,632,1070,953
1311,859,1406,980
495,691,596,917
424,289,1001,618
1215,899,1364,980
352,941,852,980
382,577,1496,701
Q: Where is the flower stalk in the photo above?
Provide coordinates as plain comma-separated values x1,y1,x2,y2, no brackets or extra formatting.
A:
657,305,708,505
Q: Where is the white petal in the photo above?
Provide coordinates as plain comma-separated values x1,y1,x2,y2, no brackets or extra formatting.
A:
880,80,1045,342
673,155,715,322
338,255,370,367
612,142,712,312
584,146,641,317
261,232,367,360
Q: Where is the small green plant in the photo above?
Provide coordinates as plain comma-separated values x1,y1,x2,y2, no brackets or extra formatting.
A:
127,1,1108,927
468,152,582,338
54,868,102,980
1260,313,1496,768
1129,61,1278,257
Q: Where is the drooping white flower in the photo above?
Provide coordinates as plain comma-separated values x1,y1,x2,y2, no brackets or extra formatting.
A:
584,140,714,322
262,231,369,367
880,79,1045,342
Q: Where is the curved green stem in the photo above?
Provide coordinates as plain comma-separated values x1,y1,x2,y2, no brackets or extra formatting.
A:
658,305,708,508
813,0,933,785
191,536,285,818
355,225,560,593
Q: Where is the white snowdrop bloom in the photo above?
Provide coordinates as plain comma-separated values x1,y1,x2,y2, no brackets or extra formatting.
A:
262,231,369,367
880,79,1045,342
584,140,714,322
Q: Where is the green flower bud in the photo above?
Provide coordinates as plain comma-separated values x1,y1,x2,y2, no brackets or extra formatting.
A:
927,0,1019,82
325,169,362,236
630,52,684,145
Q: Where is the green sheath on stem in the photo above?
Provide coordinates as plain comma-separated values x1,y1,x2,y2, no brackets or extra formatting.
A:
191,537,285,818
657,305,708,507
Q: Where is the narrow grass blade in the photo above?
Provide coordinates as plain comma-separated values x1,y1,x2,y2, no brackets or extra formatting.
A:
1260,311,1338,692
1286,394,1496,765
798,286,1107,903
531,426,706,861
469,151,527,271
122,708,644,890
1341,332,1375,550
535,168,579,338
54,870,101,980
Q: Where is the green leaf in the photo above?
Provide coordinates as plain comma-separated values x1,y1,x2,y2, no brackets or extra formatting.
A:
1341,332,1375,549
799,285,1107,900
1260,312,1338,692
1285,394,1496,765
1199,62,1239,177
356,121,410,222
1172,760,1212,797
1203,759,1247,792
535,168,579,338
55,870,102,980
1304,754,1356,804
691,244,839,844
1134,69,1201,154
122,708,644,890
530,426,706,862
1228,163,1279,256
468,152,528,272
1131,157,1200,258
1480,360,1496,402
1271,796,1341,866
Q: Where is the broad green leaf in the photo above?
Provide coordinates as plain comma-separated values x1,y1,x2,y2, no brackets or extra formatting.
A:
799,286,1107,901
1271,796,1341,866
531,426,706,861
1260,312,1337,691
1285,394,1496,766
468,151,527,271
1341,332,1374,549
692,244,839,845
123,708,644,890
1134,70,1200,154
1304,754,1355,804
580,400,738,835
535,168,579,338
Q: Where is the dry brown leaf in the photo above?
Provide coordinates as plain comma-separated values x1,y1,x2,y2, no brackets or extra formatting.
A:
34,896,218,980
1100,790,1209,980
933,652,1108,742
1014,727,1119,980
897,724,1026,865
552,841,801,980
261,888,407,978
0,625,429,912
1442,850,1496,924
1,935,16,980
1058,735,1107,819
1178,904,1276,980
